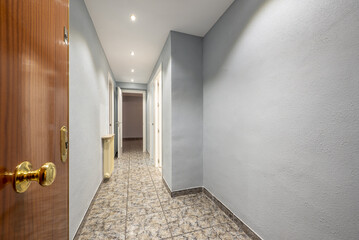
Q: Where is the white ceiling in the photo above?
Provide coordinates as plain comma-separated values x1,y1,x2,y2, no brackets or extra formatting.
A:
84,0,234,84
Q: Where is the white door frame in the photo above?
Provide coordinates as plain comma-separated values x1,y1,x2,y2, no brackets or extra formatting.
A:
149,64,162,168
117,87,123,154
149,83,154,160
108,73,114,134
122,89,147,152
154,67,162,168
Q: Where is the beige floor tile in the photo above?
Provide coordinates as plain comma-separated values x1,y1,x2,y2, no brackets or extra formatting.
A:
127,204,163,217
128,191,158,201
76,140,250,240
213,222,251,240
173,228,218,240
168,216,203,236
126,212,171,240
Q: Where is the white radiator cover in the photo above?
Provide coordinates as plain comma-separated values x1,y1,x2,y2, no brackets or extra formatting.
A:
102,134,114,179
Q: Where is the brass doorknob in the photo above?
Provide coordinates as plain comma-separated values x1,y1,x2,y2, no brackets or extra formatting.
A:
10,161,56,193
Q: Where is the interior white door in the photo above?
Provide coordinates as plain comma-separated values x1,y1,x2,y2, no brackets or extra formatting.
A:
117,87,123,154
150,83,155,161
154,80,159,167
109,80,114,134
154,71,162,169
157,74,162,168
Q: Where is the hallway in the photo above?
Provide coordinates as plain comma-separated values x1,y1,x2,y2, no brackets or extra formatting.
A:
76,140,251,239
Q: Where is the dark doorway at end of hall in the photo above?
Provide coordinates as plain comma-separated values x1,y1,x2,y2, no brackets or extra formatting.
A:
122,93,143,153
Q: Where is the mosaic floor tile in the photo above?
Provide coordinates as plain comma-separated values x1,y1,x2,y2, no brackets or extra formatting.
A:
127,205,163,217
128,191,158,201
76,140,251,240
213,222,252,240
173,228,218,240
168,216,203,236
126,212,171,239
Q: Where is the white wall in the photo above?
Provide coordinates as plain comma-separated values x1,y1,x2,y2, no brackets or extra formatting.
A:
203,1,359,240
123,95,143,138
69,0,115,238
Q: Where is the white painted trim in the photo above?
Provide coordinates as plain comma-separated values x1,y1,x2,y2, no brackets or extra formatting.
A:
153,63,162,82
117,87,123,154
149,83,154,160
148,64,162,170
122,89,147,152
154,65,162,169
108,73,114,134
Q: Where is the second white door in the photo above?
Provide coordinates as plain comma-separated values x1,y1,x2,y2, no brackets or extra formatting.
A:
154,70,162,169
117,87,123,154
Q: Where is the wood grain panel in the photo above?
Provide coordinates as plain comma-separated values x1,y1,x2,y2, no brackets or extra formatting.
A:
0,0,69,239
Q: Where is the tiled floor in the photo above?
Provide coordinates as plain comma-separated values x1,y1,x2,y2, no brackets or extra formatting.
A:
76,140,251,240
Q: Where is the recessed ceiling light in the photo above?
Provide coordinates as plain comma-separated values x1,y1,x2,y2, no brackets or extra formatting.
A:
130,14,136,22
131,69,135,73
130,51,135,56
131,79,134,82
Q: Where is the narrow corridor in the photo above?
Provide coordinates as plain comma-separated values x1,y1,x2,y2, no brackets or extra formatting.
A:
76,140,252,240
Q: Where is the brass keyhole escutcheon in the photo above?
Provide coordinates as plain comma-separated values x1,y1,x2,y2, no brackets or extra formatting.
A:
61,126,68,163
8,161,57,193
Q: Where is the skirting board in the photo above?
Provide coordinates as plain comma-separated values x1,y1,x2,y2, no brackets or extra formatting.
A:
162,179,202,197
162,179,262,240
73,181,103,240
123,137,143,141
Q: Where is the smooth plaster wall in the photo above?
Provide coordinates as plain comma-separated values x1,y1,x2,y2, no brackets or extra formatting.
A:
171,31,203,190
147,35,172,188
69,0,115,238
203,1,359,240
123,96,143,138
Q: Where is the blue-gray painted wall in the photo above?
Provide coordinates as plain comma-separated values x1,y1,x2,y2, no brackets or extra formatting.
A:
171,31,203,190
147,32,203,191
69,0,115,238
203,0,359,239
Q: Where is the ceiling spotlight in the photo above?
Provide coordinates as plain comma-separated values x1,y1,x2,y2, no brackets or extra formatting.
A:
131,79,134,82
130,14,136,22
130,51,135,56
131,69,135,73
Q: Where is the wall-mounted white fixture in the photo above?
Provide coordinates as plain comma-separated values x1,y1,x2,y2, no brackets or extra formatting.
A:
130,14,136,22
102,135,115,179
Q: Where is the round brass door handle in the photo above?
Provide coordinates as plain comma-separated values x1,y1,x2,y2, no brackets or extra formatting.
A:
12,161,56,193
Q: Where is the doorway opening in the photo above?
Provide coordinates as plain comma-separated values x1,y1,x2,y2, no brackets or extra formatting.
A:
117,89,147,154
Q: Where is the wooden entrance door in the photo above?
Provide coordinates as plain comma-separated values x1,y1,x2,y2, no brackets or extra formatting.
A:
0,0,69,239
